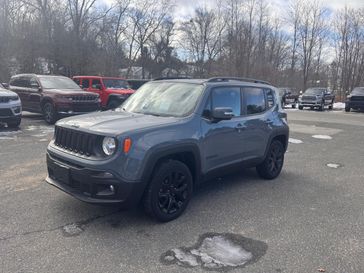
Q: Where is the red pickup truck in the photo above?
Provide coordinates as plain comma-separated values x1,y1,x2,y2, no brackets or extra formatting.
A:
73,76,135,109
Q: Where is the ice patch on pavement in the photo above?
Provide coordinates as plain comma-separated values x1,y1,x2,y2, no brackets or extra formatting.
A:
326,163,341,169
26,125,54,138
62,223,84,237
289,138,303,144
161,233,267,270
312,135,332,140
0,130,21,140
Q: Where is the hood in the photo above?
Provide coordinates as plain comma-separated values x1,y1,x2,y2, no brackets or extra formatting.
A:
44,89,98,96
56,110,180,136
0,88,18,97
105,88,135,94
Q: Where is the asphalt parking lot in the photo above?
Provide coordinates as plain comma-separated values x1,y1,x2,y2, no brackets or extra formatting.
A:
0,109,363,273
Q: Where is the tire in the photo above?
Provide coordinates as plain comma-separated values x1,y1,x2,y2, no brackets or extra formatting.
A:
42,102,57,124
7,118,21,128
345,107,350,112
292,102,297,109
256,140,285,180
319,101,325,111
107,99,122,109
298,105,303,110
143,160,193,222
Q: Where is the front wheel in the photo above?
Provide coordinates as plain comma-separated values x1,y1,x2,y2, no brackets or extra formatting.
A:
298,105,303,110
42,102,57,124
143,160,193,222
256,140,285,180
345,106,351,112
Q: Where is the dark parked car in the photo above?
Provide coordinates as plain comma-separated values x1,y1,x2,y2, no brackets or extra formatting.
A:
46,77,289,221
9,74,100,124
345,87,364,112
278,87,299,108
0,83,22,127
298,87,335,111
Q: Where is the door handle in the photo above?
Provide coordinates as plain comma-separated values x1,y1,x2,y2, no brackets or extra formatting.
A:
235,123,246,132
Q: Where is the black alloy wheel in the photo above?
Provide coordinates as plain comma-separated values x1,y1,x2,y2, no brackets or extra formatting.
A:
256,140,285,179
144,160,193,222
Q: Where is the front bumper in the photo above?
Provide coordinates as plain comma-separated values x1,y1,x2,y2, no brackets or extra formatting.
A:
46,152,144,206
299,101,321,107
0,103,22,123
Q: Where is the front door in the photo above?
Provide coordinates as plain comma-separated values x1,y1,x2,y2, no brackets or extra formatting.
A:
201,86,246,172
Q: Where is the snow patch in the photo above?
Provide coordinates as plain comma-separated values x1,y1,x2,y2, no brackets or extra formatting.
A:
289,138,303,144
161,233,267,270
333,102,345,110
326,163,341,169
312,135,332,140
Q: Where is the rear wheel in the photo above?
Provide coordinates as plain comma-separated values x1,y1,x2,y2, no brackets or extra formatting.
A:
256,140,285,180
319,101,325,111
298,105,303,110
292,102,297,109
42,102,57,124
143,160,193,222
345,106,351,112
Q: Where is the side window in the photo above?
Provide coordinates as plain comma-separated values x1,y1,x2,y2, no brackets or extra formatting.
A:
212,87,241,117
82,79,90,89
30,78,39,89
265,89,275,108
9,78,21,87
91,79,101,89
244,87,266,115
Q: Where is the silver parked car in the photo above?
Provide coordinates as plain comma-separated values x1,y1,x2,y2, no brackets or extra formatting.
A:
0,83,22,128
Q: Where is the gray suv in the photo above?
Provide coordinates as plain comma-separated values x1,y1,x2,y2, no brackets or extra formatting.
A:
46,78,289,221
0,83,22,127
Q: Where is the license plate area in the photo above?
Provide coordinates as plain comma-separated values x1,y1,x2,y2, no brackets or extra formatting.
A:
53,163,70,185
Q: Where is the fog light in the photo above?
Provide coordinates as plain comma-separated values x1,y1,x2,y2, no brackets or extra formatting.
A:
68,110,73,113
110,185,115,193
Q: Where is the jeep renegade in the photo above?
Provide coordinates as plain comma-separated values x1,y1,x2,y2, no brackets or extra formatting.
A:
46,77,289,222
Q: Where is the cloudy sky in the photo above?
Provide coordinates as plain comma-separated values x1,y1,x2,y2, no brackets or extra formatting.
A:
173,0,363,20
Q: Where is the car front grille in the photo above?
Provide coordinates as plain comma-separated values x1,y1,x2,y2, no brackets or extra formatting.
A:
0,96,17,103
302,96,316,101
0,109,13,116
351,96,364,101
54,126,98,156
70,95,97,102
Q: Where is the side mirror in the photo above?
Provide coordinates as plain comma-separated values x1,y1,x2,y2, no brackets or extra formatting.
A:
1,83,9,89
211,107,234,121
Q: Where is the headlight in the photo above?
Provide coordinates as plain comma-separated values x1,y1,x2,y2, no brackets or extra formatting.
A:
102,137,116,155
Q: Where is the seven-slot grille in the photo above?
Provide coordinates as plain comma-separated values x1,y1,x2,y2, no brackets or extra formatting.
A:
70,95,97,102
54,126,97,156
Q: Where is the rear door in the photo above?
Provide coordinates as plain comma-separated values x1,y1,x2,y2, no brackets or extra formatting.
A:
241,87,272,159
28,77,42,112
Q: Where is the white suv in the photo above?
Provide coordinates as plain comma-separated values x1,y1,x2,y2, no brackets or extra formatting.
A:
0,83,22,128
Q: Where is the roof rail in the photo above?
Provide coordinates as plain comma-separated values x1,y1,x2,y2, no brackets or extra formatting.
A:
152,76,191,81
206,77,271,85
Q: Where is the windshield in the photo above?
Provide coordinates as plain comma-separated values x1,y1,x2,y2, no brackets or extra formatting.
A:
121,82,204,117
39,76,81,90
304,88,325,95
352,87,364,95
103,79,128,89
